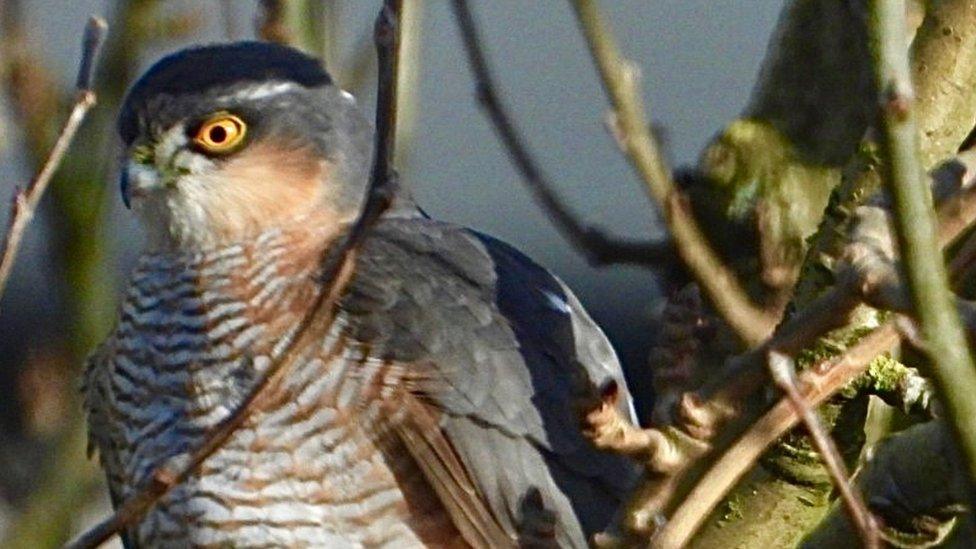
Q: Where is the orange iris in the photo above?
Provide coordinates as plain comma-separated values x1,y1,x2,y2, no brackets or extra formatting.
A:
193,113,246,154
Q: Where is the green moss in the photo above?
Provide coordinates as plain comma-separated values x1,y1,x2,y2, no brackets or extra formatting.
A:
865,354,904,393
701,119,838,233
693,471,834,548
795,313,879,371
842,353,913,397
690,119,842,303
717,494,746,527
792,147,885,307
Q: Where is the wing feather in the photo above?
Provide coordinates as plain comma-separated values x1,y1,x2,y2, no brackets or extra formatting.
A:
342,217,639,547
392,393,515,548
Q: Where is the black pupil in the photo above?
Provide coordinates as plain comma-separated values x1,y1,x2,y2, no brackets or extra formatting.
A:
209,125,228,143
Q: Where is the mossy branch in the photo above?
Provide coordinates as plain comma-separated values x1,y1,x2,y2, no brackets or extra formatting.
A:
584,145,976,543
652,325,899,548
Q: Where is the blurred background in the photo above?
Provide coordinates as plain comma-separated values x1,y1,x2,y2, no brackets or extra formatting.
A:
0,1,781,544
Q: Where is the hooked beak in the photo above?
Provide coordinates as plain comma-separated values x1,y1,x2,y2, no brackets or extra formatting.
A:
120,169,131,209
121,161,164,209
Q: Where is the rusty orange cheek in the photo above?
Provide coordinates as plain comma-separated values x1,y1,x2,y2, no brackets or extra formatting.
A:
217,144,331,220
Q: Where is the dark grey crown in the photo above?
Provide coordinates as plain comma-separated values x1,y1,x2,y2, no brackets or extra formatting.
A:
118,42,336,145
118,41,374,211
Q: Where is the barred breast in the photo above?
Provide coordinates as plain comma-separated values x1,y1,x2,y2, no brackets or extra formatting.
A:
86,227,461,548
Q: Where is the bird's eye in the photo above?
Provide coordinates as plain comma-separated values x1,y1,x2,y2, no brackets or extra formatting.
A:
193,113,246,154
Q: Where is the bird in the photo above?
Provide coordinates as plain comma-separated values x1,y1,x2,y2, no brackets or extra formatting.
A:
83,41,638,548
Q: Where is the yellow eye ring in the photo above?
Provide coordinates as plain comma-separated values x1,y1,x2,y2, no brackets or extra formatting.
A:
193,113,246,153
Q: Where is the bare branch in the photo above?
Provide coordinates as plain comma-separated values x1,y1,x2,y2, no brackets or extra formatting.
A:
634,191,974,540
587,144,976,541
0,16,107,307
768,352,880,549
568,0,779,346
651,324,899,548
571,1,976,544
868,0,976,511
75,18,107,91
448,0,668,268
65,3,404,547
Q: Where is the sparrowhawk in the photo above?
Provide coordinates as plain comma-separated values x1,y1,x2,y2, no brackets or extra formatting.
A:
83,42,639,548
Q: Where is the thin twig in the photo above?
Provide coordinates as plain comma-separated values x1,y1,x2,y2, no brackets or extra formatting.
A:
0,16,106,306
75,18,106,91
768,351,880,549
255,0,289,43
640,163,976,544
568,0,779,346
651,324,900,548
64,3,403,547
448,0,669,268
583,283,865,540
868,0,976,511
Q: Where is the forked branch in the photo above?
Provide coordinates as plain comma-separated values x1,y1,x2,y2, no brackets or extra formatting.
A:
651,325,899,548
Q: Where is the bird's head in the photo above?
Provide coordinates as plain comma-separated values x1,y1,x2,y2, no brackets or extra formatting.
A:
117,42,372,251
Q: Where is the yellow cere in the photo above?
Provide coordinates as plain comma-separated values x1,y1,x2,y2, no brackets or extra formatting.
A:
194,113,247,154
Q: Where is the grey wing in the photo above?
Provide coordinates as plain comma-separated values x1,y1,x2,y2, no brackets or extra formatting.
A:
341,217,638,547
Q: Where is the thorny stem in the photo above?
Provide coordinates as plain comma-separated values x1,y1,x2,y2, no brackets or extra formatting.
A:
64,3,403,547
448,0,669,268
869,0,976,510
0,16,106,307
568,0,778,346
